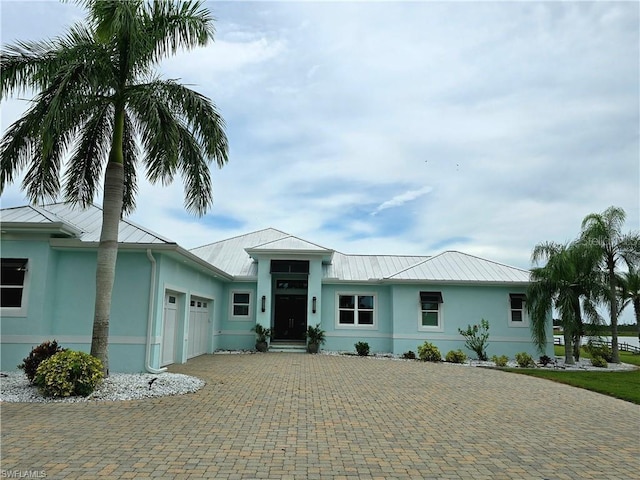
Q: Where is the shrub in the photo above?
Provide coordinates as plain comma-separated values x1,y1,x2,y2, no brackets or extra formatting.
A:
445,349,467,363
590,355,608,368
417,341,441,362
34,350,104,398
355,342,370,356
585,340,613,362
539,355,553,366
458,319,490,361
491,355,509,367
402,350,416,360
18,340,66,383
515,352,535,368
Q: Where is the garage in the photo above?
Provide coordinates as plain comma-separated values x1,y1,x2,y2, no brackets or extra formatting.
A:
161,293,178,366
187,297,211,359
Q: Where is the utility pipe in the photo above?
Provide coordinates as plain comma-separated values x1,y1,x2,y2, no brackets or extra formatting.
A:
146,249,167,374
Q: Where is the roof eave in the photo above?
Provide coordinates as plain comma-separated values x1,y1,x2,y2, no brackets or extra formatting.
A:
0,221,82,238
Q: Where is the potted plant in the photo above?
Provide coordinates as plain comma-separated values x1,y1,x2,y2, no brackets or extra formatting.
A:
306,323,326,354
251,324,271,352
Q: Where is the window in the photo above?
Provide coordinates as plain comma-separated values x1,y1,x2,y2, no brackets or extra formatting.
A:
337,294,375,326
509,294,527,326
232,292,251,318
420,291,443,329
270,260,309,274
1,258,29,316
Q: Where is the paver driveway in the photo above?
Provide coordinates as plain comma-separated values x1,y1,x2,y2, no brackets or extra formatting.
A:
1,353,639,479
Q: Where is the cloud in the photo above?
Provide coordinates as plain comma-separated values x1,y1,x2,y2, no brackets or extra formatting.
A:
371,186,433,216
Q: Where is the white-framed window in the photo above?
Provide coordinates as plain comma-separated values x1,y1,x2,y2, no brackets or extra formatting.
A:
1,258,29,317
419,291,443,330
337,293,375,327
231,291,252,319
509,294,528,327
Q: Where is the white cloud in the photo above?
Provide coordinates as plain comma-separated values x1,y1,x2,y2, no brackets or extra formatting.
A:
371,186,433,216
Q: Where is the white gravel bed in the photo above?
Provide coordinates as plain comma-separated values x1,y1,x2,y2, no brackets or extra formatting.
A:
0,372,204,403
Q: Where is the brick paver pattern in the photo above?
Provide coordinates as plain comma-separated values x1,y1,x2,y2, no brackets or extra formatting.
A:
1,353,639,479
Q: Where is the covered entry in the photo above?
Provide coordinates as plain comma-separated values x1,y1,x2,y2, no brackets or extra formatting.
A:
271,260,309,342
273,294,307,340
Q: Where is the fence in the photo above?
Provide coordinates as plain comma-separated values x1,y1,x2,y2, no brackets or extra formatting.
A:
553,337,640,354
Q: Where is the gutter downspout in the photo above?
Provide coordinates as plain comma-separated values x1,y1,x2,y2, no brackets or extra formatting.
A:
146,249,167,374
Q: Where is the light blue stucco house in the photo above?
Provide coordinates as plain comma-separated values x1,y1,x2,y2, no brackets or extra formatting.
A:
1,203,552,372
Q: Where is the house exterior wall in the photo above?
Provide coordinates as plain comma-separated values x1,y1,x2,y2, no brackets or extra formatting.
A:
1,236,58,371
217,281,257,350
389,283,552,358
319,283,394,353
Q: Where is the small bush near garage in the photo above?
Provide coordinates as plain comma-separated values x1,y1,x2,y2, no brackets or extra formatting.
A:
18,340,66,383
491,355,509,367
355,342,370,356
445,349,467,363
515,352,536,368
402,350,416,360
34,350,104,397
590,355,608,368
417,342,441,362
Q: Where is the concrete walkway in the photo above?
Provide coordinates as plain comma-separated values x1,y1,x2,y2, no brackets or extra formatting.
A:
1,353,638,479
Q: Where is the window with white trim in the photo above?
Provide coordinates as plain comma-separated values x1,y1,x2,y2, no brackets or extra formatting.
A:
509,294,527,326
231,291,252,318
1,258,29,316
419,291,443,329
337,294,375,326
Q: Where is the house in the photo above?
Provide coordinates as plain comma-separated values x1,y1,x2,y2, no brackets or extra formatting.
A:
0,203,552,372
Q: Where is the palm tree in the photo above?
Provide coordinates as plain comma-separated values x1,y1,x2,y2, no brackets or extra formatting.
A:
580,206,640,363
527,241,601,364
618,267,640,341
0,0,228,375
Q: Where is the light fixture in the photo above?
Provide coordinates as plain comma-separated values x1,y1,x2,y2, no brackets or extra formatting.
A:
261,295,266,313
312,296,317,314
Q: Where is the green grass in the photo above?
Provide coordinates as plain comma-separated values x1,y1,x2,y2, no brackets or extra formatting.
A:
504,345,640,404
553,345,640,366
504,368,640,404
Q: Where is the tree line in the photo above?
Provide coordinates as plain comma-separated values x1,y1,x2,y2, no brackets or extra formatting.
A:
527,206,640,364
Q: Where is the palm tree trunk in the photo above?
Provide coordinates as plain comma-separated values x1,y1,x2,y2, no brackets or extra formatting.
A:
608,262,620,363
563,330,574,365
90,106,125,376
634,298,640,341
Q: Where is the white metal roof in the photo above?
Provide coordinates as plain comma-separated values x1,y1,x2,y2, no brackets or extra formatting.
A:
1,203,174,244
385,251,530,283
2,205,531,284
190,228,290,277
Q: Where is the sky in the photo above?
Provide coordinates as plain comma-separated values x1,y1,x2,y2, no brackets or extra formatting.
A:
1,0,639,278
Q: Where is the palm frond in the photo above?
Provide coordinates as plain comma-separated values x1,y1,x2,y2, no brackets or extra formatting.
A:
121,112,139,215
64,104,112,207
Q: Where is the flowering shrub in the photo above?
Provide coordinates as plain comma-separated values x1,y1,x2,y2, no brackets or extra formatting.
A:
445,349,467,363
417,341,441,362
34,350,104,397
18,340,66,383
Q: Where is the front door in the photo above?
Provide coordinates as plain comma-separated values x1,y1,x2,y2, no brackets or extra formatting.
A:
273,294,307,341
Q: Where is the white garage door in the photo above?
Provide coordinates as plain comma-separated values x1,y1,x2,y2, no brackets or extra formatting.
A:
161,293,178,366
187,297,210,359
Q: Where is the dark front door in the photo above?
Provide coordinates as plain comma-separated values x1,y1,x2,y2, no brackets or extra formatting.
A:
273,295,307,341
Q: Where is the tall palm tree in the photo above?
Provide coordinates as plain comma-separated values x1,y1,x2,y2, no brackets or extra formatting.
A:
580,206,640,363
0,0,228,375
527,241,601,364
618,267,640,340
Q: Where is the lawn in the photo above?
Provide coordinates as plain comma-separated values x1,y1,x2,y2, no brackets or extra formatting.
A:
504,346,640,404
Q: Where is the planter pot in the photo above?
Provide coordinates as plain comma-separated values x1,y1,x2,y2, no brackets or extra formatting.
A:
256,341,268,352
307,343,320,354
